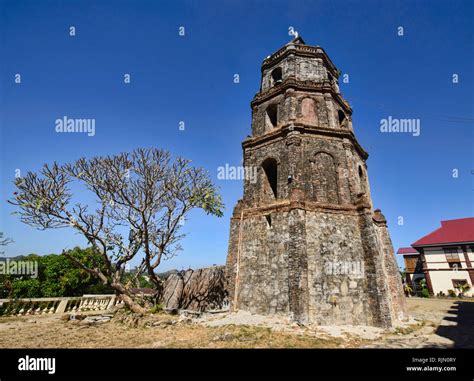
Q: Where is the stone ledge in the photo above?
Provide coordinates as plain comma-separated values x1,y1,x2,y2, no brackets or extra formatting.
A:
242,123,368,160
230,199,373,220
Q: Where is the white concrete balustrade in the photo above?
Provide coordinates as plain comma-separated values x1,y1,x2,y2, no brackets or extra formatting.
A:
0,294,121,316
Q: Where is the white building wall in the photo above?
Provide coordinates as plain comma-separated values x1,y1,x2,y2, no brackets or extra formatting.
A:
468,246,474,262
422,245,473,296
424,247,468,270
426,261,451,270
428,270,473,296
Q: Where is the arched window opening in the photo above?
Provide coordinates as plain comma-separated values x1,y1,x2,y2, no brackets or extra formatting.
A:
338,110,347,127
271,67,283,85
262,158,278,200
265,214,272,228
265,104,278,129
358,165,364,178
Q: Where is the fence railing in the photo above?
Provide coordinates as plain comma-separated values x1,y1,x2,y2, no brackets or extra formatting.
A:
0,294,122,316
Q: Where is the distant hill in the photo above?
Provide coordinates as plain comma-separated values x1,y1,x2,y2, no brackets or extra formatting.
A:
157,269,179,279
0,255,33,262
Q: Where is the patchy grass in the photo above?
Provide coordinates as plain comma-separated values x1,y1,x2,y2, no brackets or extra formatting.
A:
393,326,416,335
0,298,470,348
162,324,351,348
0,313,363,348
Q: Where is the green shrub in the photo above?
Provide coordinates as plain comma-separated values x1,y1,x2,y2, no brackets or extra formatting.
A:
149,304,164,314
421,288,430,298
0,248,114,299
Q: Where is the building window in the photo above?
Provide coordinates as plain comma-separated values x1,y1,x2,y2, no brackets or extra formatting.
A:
265,104,278,129
265,214,272,228
271,67,283,85
452,279,469,289
444,248,460,262
358,165,366,195
338,110,347,127
444,248,462,269
405,256,418,273
444,247,458,255
262,158,278,200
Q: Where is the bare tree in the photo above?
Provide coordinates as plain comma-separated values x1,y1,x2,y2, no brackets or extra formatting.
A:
0,234,13,258
0,236,13,247
9,148,224,314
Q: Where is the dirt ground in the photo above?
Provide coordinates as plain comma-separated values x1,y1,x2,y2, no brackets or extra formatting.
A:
0,298,472,348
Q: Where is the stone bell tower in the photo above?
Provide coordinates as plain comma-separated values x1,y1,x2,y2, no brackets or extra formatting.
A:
225,36,407,327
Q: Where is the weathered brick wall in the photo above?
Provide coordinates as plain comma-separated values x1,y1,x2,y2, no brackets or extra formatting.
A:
357,210,395,327
243,138,289,205
305,210,371,325
373,211,409,321
252,91,349,137
260,55,329,92
227,205,407,327
244,135,362,208
230,212,290,315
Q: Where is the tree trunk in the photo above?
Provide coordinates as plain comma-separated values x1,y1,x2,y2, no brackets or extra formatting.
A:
111,283,148,315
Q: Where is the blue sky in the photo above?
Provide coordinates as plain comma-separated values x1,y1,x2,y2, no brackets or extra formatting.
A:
1,0,473,271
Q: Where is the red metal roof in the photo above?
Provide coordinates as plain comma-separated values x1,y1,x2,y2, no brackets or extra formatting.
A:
397,247,419,254
412,217,474,247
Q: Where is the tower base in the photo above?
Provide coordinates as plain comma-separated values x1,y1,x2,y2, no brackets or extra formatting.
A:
225,200,407,328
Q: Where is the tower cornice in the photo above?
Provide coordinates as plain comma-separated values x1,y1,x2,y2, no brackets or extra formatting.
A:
230,200,371,220
262,43,339,77
251,77,352,114
242,122,369,160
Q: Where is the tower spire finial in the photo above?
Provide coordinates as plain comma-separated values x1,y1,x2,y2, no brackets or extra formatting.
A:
287,31,305,45
289,28,299,40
